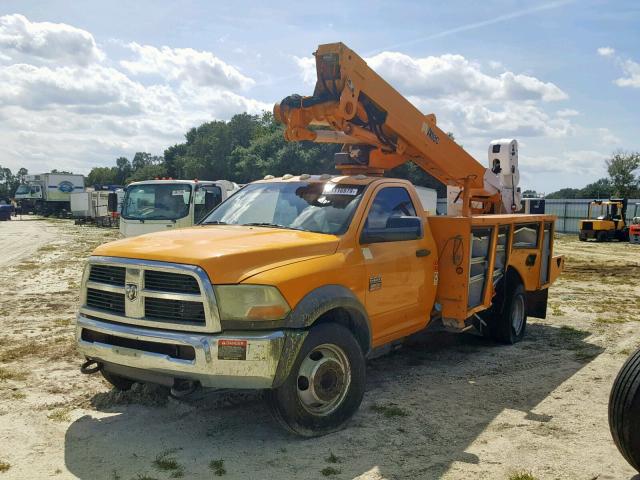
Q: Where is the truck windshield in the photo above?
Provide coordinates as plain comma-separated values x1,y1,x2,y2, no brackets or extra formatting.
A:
122,183,192,221
15,185,30,195
202,181,367,235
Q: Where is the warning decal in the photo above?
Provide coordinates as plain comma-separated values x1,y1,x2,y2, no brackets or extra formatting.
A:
218,339,247,360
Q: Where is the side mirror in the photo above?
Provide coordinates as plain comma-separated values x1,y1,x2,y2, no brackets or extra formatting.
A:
361,216,423,243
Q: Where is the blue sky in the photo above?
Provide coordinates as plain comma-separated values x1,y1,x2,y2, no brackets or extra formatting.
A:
0,0,638,193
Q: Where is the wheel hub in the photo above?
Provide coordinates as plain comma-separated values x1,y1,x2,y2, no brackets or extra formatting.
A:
296,344,351,416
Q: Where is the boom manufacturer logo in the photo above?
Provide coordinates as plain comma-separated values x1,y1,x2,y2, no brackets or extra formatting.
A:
58,181,74,193
421,123,440,144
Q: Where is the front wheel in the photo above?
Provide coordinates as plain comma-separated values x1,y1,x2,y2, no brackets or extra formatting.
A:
101,370,134,391
265,323,366,437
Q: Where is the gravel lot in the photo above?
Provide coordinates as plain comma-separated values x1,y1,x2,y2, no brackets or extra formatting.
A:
0,218,639,479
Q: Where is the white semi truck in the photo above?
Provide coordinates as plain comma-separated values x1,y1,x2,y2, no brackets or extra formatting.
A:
119,179,240,237
14,173,85,216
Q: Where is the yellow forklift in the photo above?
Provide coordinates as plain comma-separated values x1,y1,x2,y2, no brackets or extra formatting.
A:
578,199,629,242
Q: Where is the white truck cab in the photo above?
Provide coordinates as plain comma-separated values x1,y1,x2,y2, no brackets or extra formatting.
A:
119,179,239,237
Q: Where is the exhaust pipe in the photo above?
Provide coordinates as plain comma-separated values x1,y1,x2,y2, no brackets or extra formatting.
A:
80,359,103,374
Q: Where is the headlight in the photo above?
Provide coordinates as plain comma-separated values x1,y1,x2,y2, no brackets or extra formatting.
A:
214,285,291,321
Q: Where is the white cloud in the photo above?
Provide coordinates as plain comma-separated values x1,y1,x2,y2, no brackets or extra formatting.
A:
614,58,640,88
0,15,269,175
365,51,567,102
597,127,621,145
597,48,640,89
293,55,316,86
556,108,579,117
597,46,615,57
0,14,103,65
121,42,254,90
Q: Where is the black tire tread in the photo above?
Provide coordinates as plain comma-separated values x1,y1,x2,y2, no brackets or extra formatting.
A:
609,347,640,472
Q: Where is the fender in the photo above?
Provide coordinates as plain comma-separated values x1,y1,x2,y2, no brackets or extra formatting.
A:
270,285,372,388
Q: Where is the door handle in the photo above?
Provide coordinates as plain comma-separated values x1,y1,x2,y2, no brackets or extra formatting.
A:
526,254,537,266
416,249,431,258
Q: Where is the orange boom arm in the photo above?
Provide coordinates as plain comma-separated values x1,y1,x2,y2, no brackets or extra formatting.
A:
274,42,503,214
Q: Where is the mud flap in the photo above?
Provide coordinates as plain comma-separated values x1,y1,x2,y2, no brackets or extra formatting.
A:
526,288,548,319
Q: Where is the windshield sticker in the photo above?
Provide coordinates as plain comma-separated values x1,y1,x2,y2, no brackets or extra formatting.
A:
324,185,359,196
172,190,186,196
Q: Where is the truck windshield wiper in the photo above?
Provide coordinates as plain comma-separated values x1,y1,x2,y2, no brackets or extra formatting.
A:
202,220,228,225
242,222,306,231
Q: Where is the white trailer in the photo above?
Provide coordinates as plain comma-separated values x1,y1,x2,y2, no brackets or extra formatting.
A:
119,179,239,237
15,173,85,216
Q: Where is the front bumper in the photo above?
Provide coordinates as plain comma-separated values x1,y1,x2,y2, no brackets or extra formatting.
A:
76,314,287,389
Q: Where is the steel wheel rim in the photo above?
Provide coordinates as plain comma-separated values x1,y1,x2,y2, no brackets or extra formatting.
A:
296,343,351,416
511,294,525,335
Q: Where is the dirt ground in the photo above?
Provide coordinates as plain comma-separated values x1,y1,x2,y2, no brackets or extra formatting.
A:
0,217,639,480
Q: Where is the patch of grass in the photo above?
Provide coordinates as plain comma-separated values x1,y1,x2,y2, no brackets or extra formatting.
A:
595,316,626,324
11,391,26,400
370,403,408,418
14,261,39,271
508,471,538,480
326,452,340,464
47,407,71,422
0,367,27,381
559,325,581,336
133,475,158,480
209,459,226,476
111,470,121,480
0,461,10,473
321,466,341,476
0,342,40,362
152,449,182,474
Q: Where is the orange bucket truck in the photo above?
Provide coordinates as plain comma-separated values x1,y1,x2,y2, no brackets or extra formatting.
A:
75,43,563,436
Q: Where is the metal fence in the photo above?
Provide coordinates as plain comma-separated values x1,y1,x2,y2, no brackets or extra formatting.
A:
435,198,640,234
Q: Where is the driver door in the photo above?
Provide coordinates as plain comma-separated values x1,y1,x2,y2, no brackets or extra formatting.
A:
359,185,431,344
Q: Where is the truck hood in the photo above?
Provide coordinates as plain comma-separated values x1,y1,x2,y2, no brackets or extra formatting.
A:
93,225,340,284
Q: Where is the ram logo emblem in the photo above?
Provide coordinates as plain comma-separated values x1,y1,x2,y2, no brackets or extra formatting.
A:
125,283,138,301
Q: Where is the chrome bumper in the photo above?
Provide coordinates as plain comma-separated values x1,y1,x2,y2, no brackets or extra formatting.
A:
76,314,286,389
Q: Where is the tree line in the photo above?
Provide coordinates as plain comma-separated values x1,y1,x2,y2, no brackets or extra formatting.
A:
1,110,638,200
545,151,640,199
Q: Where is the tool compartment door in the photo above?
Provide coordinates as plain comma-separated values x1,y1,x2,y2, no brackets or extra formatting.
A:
509,221,543,291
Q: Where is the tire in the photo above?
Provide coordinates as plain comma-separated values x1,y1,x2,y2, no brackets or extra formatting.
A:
265,323,366,437
609,347,640,472
101,370,134,391
483,283,527,344
597,231,607,242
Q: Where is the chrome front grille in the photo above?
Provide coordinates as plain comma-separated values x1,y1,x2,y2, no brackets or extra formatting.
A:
86,288,125,314
88,265,125,286
145,297,206,324
79,256,220,333
144,270,199,294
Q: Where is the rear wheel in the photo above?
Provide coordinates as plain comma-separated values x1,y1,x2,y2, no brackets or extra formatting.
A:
482,283,527,344
265,323,366,437
609,347,640,472
101,370,134,391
